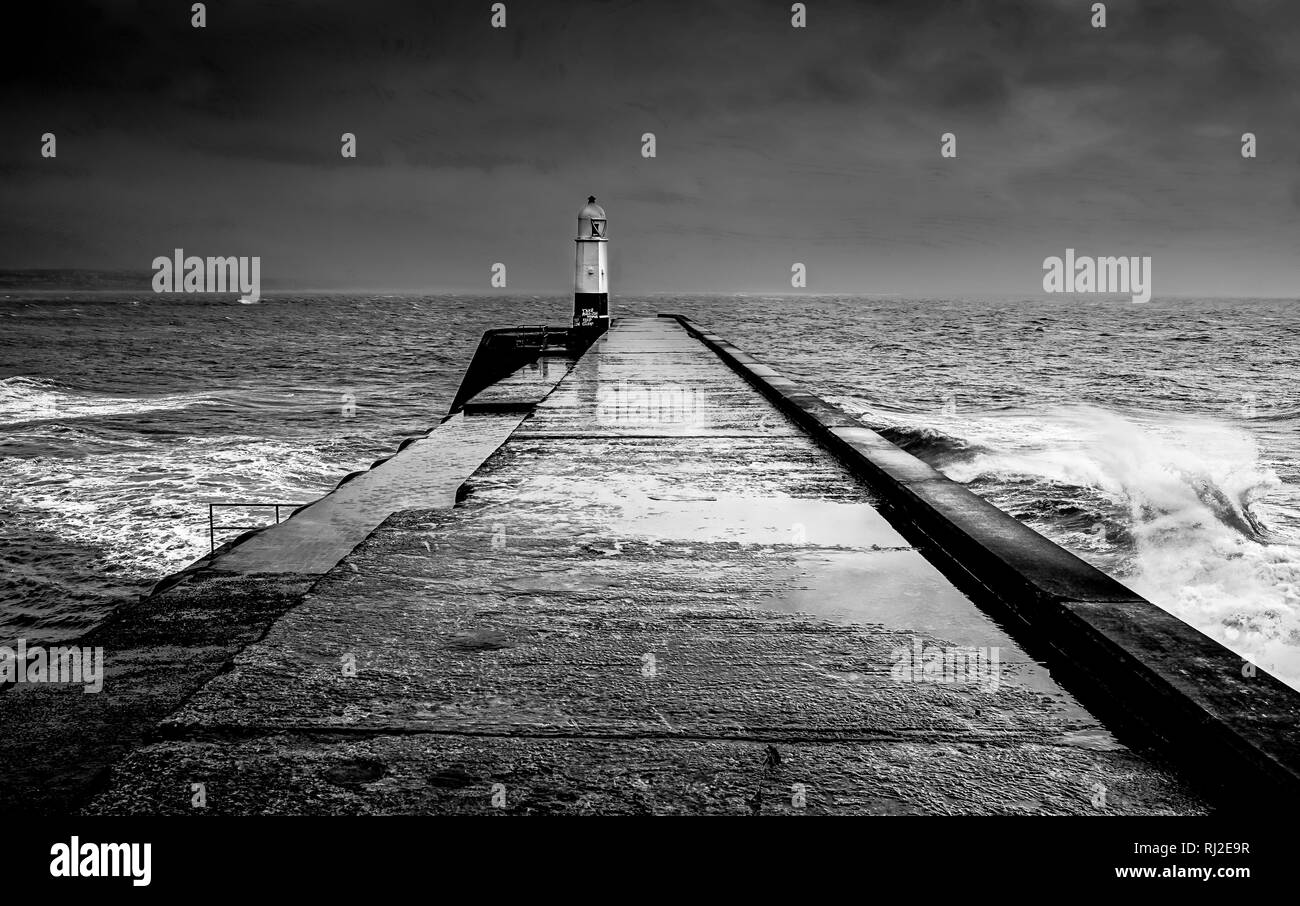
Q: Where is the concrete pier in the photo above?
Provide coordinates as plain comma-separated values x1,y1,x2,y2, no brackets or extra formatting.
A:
5,316,1299,814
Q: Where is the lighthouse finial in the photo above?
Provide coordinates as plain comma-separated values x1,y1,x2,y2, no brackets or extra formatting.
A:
588,195,596,203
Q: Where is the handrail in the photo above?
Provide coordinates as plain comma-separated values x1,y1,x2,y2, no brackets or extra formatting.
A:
207,501,304,552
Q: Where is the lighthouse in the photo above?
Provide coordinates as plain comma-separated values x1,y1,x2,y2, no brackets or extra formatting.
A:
573,196,609,332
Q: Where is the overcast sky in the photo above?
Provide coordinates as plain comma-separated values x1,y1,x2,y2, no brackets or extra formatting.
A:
2,0,1299,295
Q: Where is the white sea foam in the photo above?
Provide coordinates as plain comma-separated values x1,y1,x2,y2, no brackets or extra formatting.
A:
0,433,342,579
836,396,1300,689
933,406,1300,690
0,376,205,425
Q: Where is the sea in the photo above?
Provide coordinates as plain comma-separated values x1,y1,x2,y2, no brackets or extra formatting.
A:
2,293,1297,689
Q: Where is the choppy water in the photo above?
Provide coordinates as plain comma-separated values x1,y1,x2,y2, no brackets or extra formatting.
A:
2,293,1297,689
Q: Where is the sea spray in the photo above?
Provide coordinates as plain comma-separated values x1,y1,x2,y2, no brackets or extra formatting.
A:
931,406,1300,689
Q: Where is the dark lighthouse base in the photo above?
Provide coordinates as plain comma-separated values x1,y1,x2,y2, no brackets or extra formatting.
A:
572,293,610,345
573,292,609,326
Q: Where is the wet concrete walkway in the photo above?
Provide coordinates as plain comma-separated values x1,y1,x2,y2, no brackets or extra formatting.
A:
85,318,1206,814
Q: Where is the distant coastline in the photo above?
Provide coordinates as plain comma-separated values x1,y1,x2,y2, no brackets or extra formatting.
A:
0,269,302,295
0,270,151,292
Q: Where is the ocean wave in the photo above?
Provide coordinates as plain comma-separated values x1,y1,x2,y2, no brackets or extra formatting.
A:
0,434,349,585
874,424,980,466
0,375,209,426
831,397,983,467
1252,407,1300,423
919,405,1300,689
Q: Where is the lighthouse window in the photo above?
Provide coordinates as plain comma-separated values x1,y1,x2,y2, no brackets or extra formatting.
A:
591,221,603,238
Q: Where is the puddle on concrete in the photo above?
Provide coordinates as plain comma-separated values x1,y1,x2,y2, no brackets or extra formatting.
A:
758,549,1118,739
774,549,1012,649
1055,727,1127,752
521,476,908,548
488,477,1120,751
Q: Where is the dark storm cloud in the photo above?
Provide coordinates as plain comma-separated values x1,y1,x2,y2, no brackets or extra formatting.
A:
3,0,1300,294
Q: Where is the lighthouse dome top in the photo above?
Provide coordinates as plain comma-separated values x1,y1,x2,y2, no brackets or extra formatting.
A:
577,195,607,239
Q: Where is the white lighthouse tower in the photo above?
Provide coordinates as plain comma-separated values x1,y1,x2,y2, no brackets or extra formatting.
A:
573,195,609,332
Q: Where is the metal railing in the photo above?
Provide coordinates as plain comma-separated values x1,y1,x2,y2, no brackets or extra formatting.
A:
208,501,304,552
510,324,566,351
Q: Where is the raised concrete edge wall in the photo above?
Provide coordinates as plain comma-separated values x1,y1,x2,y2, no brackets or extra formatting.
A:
149,356,572,595
448,326,575,414
146,429,438,596
664,313,1300,803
